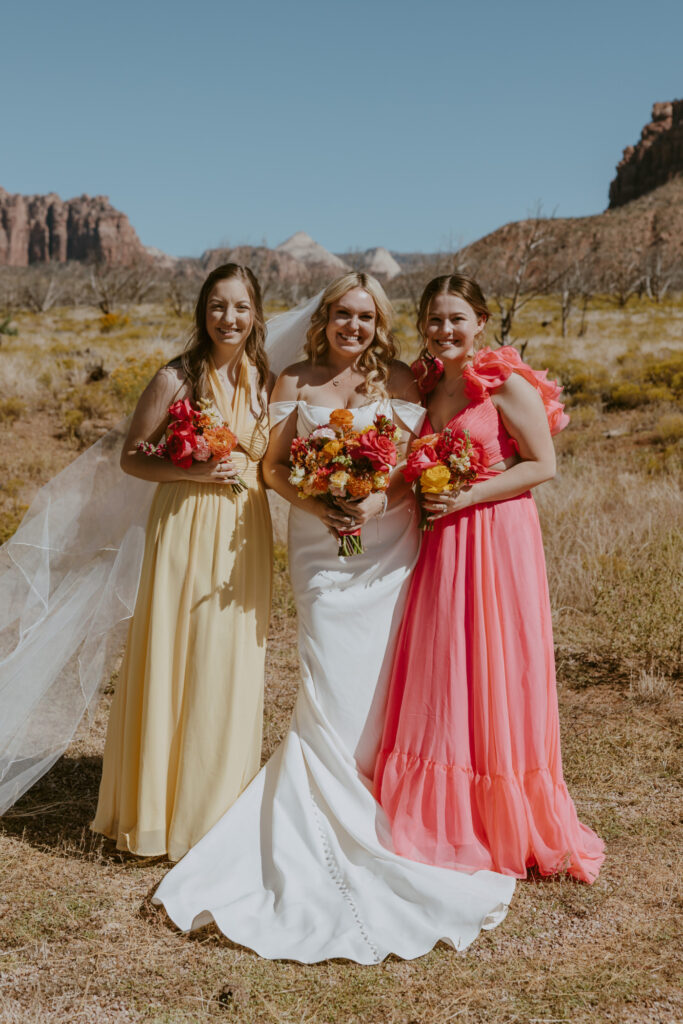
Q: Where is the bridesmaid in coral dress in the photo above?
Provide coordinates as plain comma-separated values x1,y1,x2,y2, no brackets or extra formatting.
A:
375,274,605,883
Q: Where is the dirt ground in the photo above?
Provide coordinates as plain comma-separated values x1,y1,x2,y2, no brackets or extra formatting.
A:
0,297,681,1023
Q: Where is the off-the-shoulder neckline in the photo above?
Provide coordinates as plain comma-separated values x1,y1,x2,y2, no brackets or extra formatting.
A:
269,398,422,411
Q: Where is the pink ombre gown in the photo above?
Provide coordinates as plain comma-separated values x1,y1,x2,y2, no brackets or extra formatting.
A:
375,348,605,884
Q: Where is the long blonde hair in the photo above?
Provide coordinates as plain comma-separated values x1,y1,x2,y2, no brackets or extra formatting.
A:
177,263,269,420
305,272,397,400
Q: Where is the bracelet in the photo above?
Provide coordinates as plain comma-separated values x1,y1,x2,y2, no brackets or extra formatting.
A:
377,493,388,518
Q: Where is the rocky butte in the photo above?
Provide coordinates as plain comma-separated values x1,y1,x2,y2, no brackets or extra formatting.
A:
609,100,683,208
0,189,146,266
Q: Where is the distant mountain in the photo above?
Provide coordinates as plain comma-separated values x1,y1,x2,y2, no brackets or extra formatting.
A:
458,101,683,294
0,188,146,266
276,231,348,272
337,246,403,280
201,244,307,286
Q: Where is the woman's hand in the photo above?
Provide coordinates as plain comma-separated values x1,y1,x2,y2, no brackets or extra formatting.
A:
303,497,357,535
422,485,478,524
335,492,387,528
182,457,240,486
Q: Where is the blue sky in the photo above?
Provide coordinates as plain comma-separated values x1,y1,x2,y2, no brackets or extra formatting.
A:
2,0,681,257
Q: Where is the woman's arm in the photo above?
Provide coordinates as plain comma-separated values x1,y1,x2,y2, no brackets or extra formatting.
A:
423,373,556,522
120,367,241,487
262,369,353,532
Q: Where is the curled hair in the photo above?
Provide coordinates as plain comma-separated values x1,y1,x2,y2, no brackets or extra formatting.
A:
417,274,490,343
305,272,397,400
177,263,269,420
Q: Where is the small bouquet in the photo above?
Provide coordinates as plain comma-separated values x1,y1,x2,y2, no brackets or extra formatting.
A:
136,398,247,492
289,408,398,556
403,428,485,530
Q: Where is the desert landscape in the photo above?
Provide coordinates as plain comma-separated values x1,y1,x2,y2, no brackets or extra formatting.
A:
0,104,681,1023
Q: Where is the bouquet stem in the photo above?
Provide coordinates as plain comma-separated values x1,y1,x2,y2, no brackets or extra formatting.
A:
337,529,364,557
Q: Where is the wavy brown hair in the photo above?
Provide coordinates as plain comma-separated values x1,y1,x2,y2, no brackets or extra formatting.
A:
417,274,490,345
305,272,397,400
176,263,269,420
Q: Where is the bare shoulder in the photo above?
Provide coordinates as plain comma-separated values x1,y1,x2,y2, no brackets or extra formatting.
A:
491,371,539,406
144,364,189,403
388,359,421,402
271,360,313,401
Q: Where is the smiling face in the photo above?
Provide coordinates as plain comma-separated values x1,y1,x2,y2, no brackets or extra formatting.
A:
325,287,377,361
424,292,486,367
205,277,254,357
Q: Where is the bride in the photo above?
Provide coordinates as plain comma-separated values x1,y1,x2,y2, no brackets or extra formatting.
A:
152,272,515,964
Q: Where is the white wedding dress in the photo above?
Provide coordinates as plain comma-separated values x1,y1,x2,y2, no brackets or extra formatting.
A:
153,399,515,964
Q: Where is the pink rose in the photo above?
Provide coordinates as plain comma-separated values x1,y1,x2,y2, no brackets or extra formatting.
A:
403,444,439,483
193,435,212,461
351,430,397,472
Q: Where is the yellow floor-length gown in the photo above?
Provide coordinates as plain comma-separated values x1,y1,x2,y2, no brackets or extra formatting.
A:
91,356,272,861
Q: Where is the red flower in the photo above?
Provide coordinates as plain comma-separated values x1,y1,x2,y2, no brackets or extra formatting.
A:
403,444,439,483
167,426,197,468
290,437,309,461
410,353,444,395
168,398,199,423
351,430,398,472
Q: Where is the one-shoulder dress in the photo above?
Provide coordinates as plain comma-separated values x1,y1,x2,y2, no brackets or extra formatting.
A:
152,399,515,964
91,357,272,862
375,348,605,884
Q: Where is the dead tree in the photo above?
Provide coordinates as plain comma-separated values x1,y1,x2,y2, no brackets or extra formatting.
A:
484,208,553,354
88,259,158,314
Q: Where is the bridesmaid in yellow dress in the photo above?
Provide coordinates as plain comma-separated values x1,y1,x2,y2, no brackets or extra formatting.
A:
91,263,273,861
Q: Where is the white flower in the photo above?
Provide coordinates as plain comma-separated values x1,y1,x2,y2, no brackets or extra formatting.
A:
328,470,350,497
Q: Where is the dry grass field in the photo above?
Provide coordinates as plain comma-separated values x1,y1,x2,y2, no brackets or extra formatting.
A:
0,295,681,1023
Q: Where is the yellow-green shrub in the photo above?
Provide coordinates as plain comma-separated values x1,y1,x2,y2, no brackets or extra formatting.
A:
655,413,683,443
108,350,167,414
99,312,130,333
0,397,26,423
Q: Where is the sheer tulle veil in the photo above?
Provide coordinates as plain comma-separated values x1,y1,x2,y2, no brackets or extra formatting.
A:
0,293,321,815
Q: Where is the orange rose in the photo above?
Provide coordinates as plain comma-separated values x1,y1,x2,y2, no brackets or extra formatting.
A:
204,426,238,458
346,476,373,499
329,408,354,432
411,433,441,451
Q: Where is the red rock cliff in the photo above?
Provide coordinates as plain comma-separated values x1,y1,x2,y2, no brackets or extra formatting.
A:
608,100,683,208
0,189,146,266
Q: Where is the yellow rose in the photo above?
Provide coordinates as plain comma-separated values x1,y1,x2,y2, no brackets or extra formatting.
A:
322,440,343,459
420,465,453,493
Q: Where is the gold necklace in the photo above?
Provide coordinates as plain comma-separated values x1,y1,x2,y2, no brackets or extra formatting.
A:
330,366,355,388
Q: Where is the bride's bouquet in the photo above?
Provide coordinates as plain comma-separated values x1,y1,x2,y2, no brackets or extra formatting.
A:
135,398,247,492
403,428,485,530
289,408,398,556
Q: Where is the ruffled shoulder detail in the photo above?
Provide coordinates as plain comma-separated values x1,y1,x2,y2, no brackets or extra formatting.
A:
463,347,569,436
